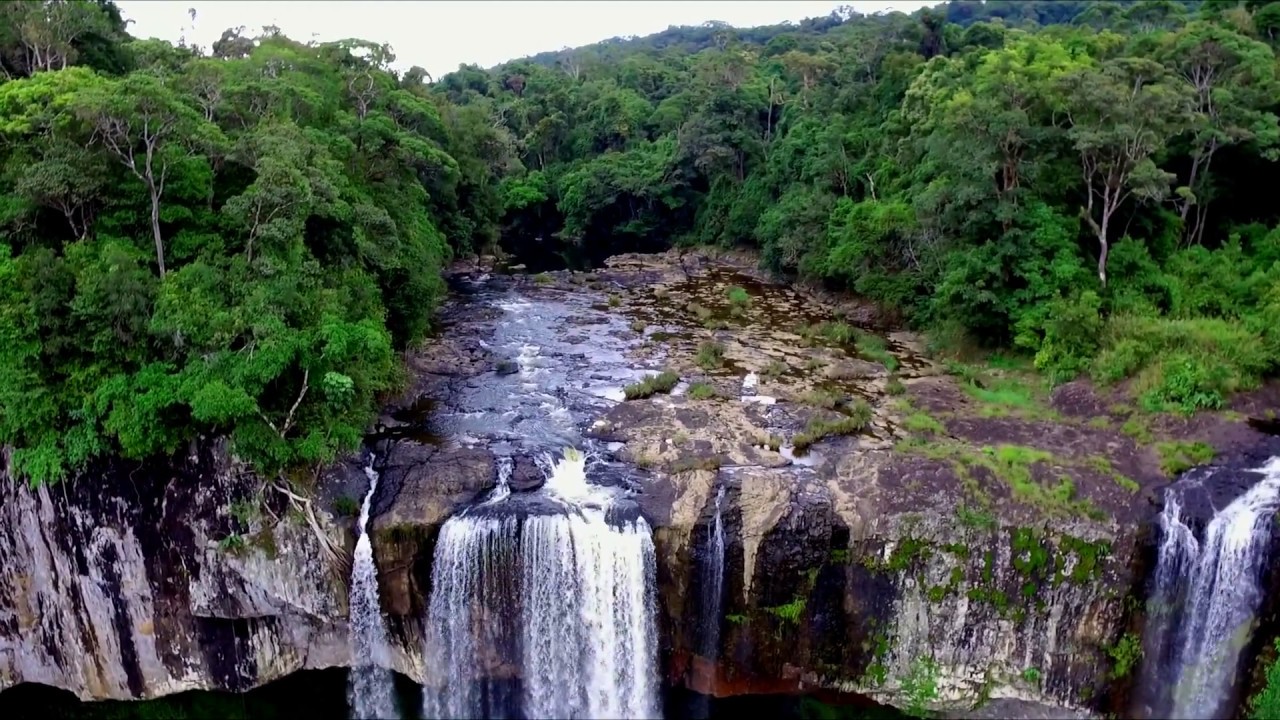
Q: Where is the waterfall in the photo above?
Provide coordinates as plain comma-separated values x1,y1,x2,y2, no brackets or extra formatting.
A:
700,485,726,660
422,448,660,720
1140,457,1280,719
347,461,399,720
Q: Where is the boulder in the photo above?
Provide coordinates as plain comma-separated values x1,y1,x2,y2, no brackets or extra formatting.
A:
509,455,545,492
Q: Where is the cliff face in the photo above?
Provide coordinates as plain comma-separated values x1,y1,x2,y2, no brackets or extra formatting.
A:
0,442,350,700
648,461,1140,715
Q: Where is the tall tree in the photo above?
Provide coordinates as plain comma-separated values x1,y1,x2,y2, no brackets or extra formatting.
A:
1059,57,1193,285
73,73,223,277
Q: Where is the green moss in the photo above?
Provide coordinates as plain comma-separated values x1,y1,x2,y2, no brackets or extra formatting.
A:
942,542,970,558
1022,667,1041,684
957,505,997,530
762,358,788,377
726,613,748,625
607,293,622,307
1054,535,1112,585
903,411,945,435
217,533,247,556
623,370,680,400
766,597,806,624
886,375,907,395
829,548,851,564
1011,527,1051,577
1121,416,1154,444
726,285,752,308
1085,455,1140,493
882,536,933,571
532,272,554,285
1156,440,1216,476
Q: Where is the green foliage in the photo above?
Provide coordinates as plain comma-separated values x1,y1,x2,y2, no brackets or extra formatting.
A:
441,3,1279,416
687,382,717,400
762,358,788,377
623,370,680,400
792,400,873,451
0,24,481,484
901,656,940,718
1249,639,1280,720
765,597,806,624
6,0,1280,489
695,341,725,370
1156,440,1216,476
1107,632,1143,680
903,412,944,435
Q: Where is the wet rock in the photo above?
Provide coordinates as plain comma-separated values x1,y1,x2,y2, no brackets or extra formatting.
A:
372,445,496,533
494,359,519,376
509,455,546,492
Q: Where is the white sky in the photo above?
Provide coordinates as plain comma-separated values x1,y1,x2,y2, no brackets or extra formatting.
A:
116,1,935,78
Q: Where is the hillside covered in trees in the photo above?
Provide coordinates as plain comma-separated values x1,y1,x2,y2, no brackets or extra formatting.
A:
1,0,1279,485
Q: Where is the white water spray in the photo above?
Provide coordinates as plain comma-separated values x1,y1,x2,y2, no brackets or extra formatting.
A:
1143,457,1280,719
422,449,660,720
700,485,726,660
347,461,399,720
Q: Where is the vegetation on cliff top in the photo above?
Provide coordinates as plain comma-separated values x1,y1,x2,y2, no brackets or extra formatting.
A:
0,2,498,483
3,0,1280,484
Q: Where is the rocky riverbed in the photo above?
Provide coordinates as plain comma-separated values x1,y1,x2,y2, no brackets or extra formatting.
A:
3,250,1278,718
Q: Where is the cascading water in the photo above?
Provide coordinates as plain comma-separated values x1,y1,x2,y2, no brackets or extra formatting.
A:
422,448,661,720
347,461,399,720
700,485,726,660
1138,457,1280,719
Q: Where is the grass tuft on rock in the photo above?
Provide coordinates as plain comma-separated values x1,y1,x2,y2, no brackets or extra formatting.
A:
687,382,717,400
696,341,725,370
624,370,680,400
793,401,873,452
1156,440,1215,477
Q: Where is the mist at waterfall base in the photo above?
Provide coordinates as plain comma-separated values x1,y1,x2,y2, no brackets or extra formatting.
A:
1134,456,1280,719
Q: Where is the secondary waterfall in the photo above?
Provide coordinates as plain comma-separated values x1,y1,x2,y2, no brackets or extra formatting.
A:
1139,456,1280,719
347,461,399,720
422,448,660,719
700,485,726,660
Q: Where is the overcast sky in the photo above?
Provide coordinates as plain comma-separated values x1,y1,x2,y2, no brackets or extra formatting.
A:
116,1,935,78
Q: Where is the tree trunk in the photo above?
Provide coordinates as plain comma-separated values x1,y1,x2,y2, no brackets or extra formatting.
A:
1097,234,1108,287
149,183,166,278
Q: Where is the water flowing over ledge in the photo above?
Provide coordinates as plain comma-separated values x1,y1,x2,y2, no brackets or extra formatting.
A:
347,459,398,719
422,449,661,719
1137,456,1280,719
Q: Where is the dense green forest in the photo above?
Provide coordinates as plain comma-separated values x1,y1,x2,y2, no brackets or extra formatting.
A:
1,0,1279,485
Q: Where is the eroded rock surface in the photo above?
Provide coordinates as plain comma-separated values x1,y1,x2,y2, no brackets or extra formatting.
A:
0,442,349,700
